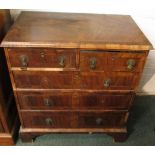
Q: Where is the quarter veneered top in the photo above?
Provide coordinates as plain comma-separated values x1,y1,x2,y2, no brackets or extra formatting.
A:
1,11,152,50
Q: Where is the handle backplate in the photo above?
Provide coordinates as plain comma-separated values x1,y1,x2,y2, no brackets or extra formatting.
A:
127,59,136,70
45,118,53,126
44,98,54,107
96,117,103,125
89,57,97,70
104,79,111,88
58,56,65,67
20,55,28,69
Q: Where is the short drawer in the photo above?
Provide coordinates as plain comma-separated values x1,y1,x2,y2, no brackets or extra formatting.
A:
78,111,128,128
21,112,73,128
80,50,147,72
108,52,147,72
17,91,73,110
8,48,77,69
80,72,140,90
79,92,134,109
0,119,4,132
13,71,75,89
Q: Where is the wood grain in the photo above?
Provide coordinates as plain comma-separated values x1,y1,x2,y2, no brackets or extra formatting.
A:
2,11,151,142
7,48,77,69
1,11,152,50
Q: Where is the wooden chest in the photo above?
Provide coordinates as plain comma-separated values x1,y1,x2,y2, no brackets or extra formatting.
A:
0,10,19,145
1,11,152,142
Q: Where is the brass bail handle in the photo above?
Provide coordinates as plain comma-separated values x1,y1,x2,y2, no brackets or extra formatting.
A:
44,98,54,106
45,118,53,126
96,117,103,125
59,56,65,67
127,59,136,70
104,79,111,88
20,55,28,68
90,57,97,69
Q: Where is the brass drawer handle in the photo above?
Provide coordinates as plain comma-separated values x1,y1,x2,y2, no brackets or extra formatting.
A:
44,98,54,107
58,56,65,67
96,117,103,125
103,79,111,88
90,57,97,69
127,59,136,70
45,118,53,126
20,55,28,68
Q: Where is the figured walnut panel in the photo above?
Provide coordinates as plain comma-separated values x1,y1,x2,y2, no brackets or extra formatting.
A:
80,72,140,90
80,50,147,72
8,48,77,69
79,92,134,110
78,111,128,128
80,51,108,71
17,91,73,110
13,71,75,89
21,111,74,128
107,51,147,72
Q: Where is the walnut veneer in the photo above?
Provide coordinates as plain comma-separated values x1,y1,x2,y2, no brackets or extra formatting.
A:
1,11,152,142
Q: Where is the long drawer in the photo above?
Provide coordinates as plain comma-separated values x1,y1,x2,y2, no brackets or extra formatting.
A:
21,111,128,129
17,91,134,110
7,48,77,69
13,71,140,90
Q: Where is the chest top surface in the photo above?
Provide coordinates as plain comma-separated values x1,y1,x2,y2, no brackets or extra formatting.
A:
1,11,152,50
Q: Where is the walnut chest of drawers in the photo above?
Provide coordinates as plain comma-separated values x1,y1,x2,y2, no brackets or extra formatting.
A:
1,11,152,142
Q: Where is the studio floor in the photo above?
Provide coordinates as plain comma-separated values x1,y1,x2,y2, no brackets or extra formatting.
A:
16,96,155,146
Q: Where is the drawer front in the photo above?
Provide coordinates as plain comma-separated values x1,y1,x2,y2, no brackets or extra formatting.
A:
108,52,146,72
13,71,74,89
17,91,73,110
79,92,134,109
80,72,139,90
80,50,146,72
0,119,4,132
78,112,128,128
21,112,73,128
8,48,77,69
80,51,108,71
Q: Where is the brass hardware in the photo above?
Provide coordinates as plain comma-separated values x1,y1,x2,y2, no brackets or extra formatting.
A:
58,56,65,67
104,79,111,88
74,72,80,80
40,52,45,58
20,55,28,69
45,118,53,125
90,57,97,69
127,59,136,70
44,98,54,106
96,117,103,125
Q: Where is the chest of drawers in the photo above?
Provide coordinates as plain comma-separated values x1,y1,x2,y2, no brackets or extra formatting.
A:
1,11,152,142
